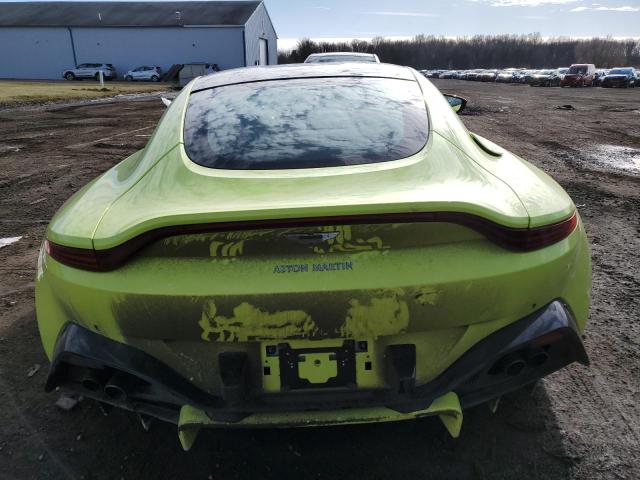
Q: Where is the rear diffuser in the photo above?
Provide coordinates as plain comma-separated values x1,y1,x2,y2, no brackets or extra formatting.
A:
177,391,463,451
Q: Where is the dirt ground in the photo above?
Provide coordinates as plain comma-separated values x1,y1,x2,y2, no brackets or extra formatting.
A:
0,81,638,480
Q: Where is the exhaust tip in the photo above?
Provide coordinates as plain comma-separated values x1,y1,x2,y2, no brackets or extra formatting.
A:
104,371,141,401
80,368,108,392
505,359,526,376
104,383,127,401
81,378,102,392
489,352,526,376
525,348,549,367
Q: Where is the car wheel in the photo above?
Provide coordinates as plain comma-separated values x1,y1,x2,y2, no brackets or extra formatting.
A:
64,72,75,81
94,73,100,81
151,75,160,82
125,75,133,82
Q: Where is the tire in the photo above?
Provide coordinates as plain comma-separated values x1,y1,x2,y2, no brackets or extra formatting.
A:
64,72,75,81
94,73,100,81
150,75,159,82
125,75,133,82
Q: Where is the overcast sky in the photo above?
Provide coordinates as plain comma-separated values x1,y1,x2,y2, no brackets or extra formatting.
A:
267,0,640,49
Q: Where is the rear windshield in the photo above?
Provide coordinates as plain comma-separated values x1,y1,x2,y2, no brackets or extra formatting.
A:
608,69,631,75
569,66,588,74
184,77,429,170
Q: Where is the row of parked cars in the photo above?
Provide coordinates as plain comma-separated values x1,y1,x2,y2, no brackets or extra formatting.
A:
62,63,162,82
422,64,639,88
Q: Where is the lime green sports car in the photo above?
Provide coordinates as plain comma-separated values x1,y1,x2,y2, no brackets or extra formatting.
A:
37,63,590,450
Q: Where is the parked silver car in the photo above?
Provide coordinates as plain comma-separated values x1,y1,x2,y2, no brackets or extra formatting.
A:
63,63,116,81
124,66,162,82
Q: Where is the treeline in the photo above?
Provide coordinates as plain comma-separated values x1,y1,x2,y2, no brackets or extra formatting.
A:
278,34,640,68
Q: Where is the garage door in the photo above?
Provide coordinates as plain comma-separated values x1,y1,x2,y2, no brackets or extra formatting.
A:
259,38,268,66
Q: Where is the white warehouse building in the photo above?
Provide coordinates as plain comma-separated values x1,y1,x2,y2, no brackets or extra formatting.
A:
0,1,278,80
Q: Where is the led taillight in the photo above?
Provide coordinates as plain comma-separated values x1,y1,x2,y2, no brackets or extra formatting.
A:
44,239,100,271
44,211,578,272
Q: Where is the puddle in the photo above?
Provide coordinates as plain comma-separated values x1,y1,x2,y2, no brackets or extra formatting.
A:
585,145,640,176
0,236,22,249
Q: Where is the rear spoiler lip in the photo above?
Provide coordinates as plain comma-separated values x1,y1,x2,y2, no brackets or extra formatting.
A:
45,210,577,272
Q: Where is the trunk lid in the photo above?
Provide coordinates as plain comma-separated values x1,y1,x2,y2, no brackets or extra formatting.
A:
92,132,528,249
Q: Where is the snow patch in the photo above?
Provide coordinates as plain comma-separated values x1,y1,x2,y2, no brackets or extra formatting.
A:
587,145,640,175
0,236,22,249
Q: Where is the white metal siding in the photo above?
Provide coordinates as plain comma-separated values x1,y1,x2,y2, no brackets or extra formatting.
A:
0,26,246,79
0,27,76,79
244,3,277,67
71,27,246,77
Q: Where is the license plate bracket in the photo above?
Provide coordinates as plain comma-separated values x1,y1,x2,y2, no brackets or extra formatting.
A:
278,340,356,390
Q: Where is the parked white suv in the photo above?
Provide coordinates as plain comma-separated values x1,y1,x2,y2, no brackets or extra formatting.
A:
304,52,380,63
63,63,116,81
124,66,162,82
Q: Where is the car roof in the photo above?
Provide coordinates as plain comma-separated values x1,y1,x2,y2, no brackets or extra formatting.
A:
192,63,415,92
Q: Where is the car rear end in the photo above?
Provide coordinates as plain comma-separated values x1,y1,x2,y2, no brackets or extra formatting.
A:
36,66,590,448
102,64,116,80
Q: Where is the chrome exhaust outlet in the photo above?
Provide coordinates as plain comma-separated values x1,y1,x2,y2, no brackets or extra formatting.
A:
504,356,526,376
104,371,140,401
524,348,549,367
490,352,526,376
80,368,108,392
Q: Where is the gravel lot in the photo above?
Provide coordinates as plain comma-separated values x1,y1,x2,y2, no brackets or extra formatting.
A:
0,80,638,480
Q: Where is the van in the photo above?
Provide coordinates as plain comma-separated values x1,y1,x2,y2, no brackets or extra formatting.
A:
561,64,596,87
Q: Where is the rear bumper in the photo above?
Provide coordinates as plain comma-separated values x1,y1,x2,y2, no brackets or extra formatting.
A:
602,79,630,87
46,300,588,426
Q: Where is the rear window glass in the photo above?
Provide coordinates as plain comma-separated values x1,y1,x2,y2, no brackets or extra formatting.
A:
184,77,428,170
569,66,588,74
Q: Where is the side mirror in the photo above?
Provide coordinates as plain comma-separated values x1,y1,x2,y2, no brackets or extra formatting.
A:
161,97,172,108
444,94,467,114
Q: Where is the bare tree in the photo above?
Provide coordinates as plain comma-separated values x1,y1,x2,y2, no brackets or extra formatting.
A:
279,35,640,68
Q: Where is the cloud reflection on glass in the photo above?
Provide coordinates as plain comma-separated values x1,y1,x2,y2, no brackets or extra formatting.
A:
184,77,429,170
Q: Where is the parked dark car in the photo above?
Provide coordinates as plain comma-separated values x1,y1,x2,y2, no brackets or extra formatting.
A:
529,69,561,87
561,64,596,87
593,69,608,87
601,68,637,88
514,70,535,84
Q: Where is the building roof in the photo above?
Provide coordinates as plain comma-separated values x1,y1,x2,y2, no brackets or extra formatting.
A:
0,1,262,27
192,63,416,92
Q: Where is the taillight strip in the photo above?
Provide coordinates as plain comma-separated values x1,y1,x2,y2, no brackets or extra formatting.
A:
45,211,577,272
